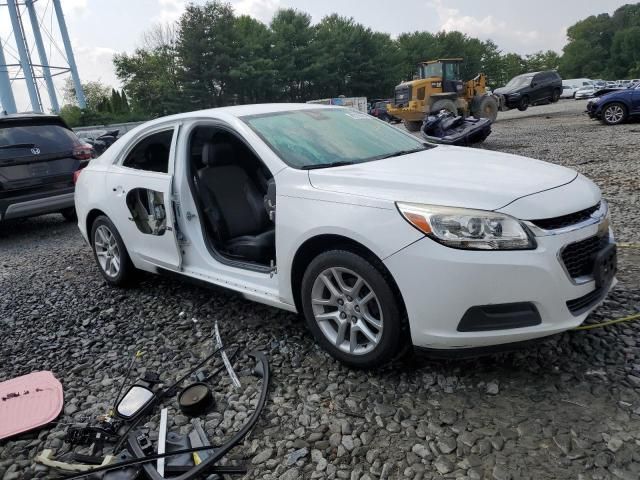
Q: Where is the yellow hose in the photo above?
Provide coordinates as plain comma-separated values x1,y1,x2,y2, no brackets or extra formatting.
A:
573,312,640,331
618,243,640,249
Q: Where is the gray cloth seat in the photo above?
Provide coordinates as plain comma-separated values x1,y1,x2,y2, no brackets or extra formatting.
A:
196,141,275,263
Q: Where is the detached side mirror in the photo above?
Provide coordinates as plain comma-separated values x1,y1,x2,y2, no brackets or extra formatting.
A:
116,385,155,420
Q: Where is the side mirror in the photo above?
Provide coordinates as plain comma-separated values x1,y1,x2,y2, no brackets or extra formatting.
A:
531,82,537,88
116,385,155,420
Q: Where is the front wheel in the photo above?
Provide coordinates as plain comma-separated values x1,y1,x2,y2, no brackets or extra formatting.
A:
404,120,422,132
517,96,529,111
90,215,136,286
300,250,404,368
601,102,627,125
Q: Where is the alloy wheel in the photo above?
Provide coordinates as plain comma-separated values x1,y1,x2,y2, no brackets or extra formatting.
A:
310,267,383,355
94,225,121,278
604,105,624,124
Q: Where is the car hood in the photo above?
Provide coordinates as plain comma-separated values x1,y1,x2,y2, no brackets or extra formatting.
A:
307,145,578,212
493,85,524,95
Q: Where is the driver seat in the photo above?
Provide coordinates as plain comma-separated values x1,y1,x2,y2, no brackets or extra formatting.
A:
196,141,275,263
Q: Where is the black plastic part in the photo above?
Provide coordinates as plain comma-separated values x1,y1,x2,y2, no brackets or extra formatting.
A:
61,352,270,480
166,432,194,473
178,383,214,417
457,302,541,332
414,336,551,360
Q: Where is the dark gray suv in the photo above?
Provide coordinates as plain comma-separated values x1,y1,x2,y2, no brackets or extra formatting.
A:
0,114,93,223
495,71,563,111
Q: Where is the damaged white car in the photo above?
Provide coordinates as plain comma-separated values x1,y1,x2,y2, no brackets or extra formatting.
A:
75,104,617,368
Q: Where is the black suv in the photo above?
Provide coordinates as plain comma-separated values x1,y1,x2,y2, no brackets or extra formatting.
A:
0,114,93,223
494,71,562,111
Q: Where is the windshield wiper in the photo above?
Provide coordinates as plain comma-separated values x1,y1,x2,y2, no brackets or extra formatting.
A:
378,147,428,160
0,143,37,150
301,161,356,170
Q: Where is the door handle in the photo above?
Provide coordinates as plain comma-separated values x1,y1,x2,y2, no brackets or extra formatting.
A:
112,186,125,195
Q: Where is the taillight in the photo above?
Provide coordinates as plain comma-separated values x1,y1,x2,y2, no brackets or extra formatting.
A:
73,143,94,160
73,169,82,185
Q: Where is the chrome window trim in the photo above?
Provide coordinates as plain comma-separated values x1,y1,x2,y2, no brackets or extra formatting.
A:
523,200,608,237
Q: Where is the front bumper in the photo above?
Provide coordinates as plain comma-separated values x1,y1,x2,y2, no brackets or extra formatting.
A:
384,216,616,350
586,100,602,119
0,187,74,221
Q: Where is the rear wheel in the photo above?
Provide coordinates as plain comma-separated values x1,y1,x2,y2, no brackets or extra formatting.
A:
517,96,529,111
61,207,77,222
90,215,136,286
300,250,403,368
404,121,422,132
551,89,560,103
601,102,627,125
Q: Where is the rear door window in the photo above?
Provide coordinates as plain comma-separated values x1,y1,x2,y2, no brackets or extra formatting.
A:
121,129,174,174
0,122,79,159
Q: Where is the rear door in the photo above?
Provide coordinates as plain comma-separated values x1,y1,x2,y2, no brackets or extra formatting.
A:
0,118,84,198
530,74,544,103
105,125,182,271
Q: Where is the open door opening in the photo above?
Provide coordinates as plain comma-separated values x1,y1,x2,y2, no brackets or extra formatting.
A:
126,188,167,236
187,126,276,270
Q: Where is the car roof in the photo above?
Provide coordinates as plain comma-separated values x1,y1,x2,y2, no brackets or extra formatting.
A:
0,113,63,123
135,102,344,128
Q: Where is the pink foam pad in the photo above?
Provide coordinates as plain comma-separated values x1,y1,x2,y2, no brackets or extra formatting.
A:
0,371,63,440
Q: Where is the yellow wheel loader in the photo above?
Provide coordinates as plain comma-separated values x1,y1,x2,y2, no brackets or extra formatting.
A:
387,58,500,132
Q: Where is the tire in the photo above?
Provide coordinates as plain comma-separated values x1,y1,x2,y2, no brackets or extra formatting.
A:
430,99,457,115
61,207,77,222
300,250,404,368
90,215,136,287
517,96,529,111
551,89,560,103
601,102,627,125
472,96,499,123
404,120,422,132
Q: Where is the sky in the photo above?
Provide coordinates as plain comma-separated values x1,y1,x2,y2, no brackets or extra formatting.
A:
0,0,633,111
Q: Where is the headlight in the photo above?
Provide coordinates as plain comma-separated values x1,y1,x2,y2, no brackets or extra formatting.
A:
592,96,601,103
396,202,536,250
508,92,521,97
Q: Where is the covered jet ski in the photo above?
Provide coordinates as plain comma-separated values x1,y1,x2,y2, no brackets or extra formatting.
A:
420,110,492,146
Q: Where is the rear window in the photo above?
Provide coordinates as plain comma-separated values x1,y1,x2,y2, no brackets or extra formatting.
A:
0,121,79,158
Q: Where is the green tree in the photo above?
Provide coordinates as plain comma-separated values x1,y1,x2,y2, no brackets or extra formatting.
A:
177,1,238,108
228,15,276,104
270,9,314,101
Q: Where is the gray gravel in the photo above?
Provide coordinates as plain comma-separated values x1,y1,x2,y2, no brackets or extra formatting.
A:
1,100,640,479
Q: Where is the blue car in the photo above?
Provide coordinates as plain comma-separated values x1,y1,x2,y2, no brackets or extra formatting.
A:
587,82,640,125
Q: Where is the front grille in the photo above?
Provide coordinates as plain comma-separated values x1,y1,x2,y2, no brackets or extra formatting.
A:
394,85,412,108
567,287,604,315
561,234,608,279
531,203,600,230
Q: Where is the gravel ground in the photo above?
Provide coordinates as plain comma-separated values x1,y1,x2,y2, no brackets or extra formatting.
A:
1,100,640,480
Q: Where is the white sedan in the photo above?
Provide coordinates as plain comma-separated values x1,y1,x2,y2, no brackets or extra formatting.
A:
575,86,596,99
74,104,617,368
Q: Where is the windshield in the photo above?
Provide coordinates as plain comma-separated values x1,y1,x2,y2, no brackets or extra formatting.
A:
242,108,429,169
421,62,443,78
505,75,533,88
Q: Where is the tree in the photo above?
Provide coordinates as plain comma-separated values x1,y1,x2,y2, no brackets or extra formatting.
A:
228,15,276,104
62,78,111,111
177,1,238,108
270,9,314,101
114,43,181,116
